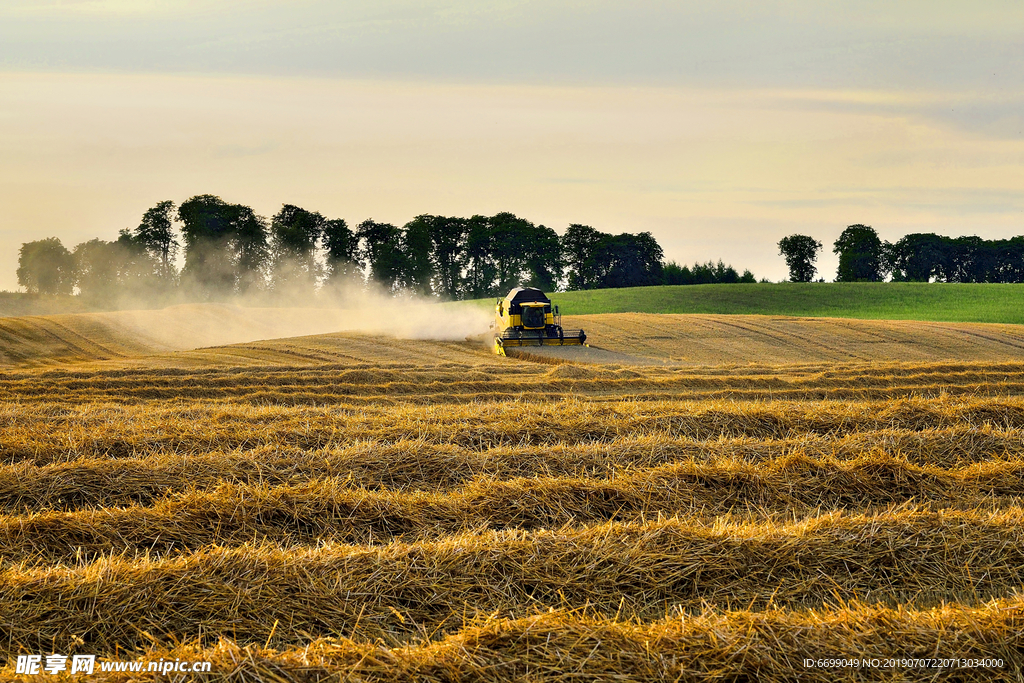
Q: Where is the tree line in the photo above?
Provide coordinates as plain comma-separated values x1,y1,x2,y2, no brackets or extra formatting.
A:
778,224,1024,283
16,195,755,300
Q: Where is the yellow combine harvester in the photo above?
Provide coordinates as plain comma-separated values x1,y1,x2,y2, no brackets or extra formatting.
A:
493,287,586,355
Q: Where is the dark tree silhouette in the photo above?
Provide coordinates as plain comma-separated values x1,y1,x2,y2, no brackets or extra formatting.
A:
17,237,75,295
73,233,162,301
488,212,537,293
428,215,468,299
73,239,121,299
943,235,985,283
861,231,1024,284
885,233,946,282
523,224,562,292
662,261,692,285
777,234,822,282
397,214,472,299
834,224,885,282
321,218,360,283
561,224,603,290
233,205,270,293
662,260,754,285
561,227,663,289
401,217,435,297
177,195,270,296
484,213,563,293
994,237,1024,283
177,195,238,294
177,195,235,244
356,219,408,292
13,198,698,300
463,215,496,298
134,200,179,280
270,204,324,291
594,232,663,288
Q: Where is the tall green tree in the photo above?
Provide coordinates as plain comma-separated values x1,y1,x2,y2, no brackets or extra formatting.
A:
73,233,162,301
270,204,324,291
777,234,822,282
488,212,532,293
562,227,663,289
463,215,497,298
996,237,1024,283
321,218,360,283
177,195,238,295
73,239,122,300
561,224,604,290
599,232,663,288
116,228,165,286
401,216,435,296
134,200,179,280
357,219,408,292
885,233,946,282
426,215,469,299
834,224,885,282
489,212,560,293
662,261,694,285
523,224,562,291
177,195,269,296
233,205,270,293
942,235,984,283
17,237,75,295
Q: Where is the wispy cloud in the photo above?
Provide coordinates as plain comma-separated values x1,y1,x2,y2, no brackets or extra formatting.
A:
1,1,1021,91
764,90,1024,141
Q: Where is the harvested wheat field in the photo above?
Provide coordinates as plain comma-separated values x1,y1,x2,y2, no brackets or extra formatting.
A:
3,305,1024,681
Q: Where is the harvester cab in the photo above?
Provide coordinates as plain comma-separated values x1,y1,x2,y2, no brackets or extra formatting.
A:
493,287,586,355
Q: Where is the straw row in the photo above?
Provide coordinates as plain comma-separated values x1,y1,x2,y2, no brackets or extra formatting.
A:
14,357,1024,381
5,358,1024,388
5,425,1023,510
24,600,1022,682
6,380,1024,406
8,368,1024,395
7,356,1024,405
3,355,1013,381
7,455,1024,562
4,509,1024,653
5,396,1024,465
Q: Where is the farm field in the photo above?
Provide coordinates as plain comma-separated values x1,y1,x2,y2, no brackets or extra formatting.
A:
3,304,1024,680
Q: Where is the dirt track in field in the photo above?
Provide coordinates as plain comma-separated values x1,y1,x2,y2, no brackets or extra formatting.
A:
562,313,1024,365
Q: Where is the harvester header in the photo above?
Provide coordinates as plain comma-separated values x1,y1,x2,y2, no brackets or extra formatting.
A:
493,287,586,355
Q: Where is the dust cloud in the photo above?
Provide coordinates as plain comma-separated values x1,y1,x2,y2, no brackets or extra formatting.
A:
86,282,493,354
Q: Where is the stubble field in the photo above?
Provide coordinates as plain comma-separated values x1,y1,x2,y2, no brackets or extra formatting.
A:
3,306,1024,681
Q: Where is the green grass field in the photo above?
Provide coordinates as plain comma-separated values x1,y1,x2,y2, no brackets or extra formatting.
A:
464,283,1024,324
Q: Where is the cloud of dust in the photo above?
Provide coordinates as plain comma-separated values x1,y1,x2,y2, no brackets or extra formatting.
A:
95,278,493,353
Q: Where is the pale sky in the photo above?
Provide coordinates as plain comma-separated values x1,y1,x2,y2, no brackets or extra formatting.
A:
1,1,1022,288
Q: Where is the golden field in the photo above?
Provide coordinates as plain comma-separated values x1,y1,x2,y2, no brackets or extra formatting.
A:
2,306,1024,681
